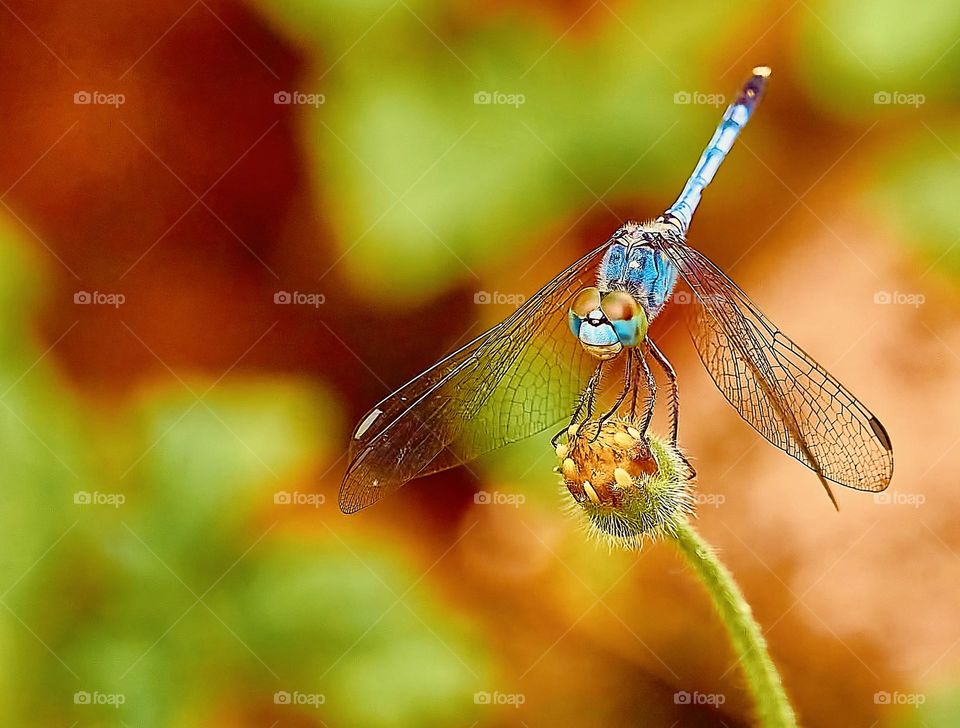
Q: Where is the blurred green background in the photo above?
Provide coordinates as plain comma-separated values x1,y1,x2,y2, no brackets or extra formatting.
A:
0,0,959,725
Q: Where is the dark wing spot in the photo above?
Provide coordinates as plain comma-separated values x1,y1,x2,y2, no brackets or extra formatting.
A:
869,416,893,451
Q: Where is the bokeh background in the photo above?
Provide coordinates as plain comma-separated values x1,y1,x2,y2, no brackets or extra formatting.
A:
1,0,958,725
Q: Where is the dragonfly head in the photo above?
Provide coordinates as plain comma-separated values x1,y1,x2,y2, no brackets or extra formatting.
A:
568,287,648,360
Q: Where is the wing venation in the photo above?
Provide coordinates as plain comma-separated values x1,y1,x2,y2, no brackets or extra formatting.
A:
339,241,611,513
650,235,893,494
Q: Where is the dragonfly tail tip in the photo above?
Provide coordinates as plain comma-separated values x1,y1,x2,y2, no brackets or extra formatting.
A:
733,67,771,115
820,477,840,511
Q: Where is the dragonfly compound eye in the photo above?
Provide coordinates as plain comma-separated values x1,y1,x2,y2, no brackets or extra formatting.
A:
570,287,601,318
600,290,648,346
567,286,602,337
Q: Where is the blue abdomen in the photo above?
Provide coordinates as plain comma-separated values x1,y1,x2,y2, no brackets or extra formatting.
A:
598,243,677,320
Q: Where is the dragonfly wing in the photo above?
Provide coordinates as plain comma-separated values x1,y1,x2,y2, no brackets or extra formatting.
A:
651,237,893,494
344,331,490,464
339,241,611,513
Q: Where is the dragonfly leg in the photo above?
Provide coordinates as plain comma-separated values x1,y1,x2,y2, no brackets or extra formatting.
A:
629,348,642,420
591,350,634,441
646,338,695,479
646,339,679,446
636,348,657,440
552,362,603,447
582,362,602,422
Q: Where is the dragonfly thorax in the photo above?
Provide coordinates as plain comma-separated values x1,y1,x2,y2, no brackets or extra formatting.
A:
598,226,679,320
567,286,648,360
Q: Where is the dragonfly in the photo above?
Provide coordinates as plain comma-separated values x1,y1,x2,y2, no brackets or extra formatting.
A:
340,66,894,514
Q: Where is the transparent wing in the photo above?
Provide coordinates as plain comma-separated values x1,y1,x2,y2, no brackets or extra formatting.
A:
651,236,893,494
339,241,611,513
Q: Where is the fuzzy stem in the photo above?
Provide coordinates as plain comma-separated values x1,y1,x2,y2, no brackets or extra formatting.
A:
673,517,797,728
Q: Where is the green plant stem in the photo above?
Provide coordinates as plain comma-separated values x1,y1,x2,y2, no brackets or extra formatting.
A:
673,517,798,728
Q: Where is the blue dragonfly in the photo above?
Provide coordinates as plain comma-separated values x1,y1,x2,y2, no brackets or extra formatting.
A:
340,67,893,513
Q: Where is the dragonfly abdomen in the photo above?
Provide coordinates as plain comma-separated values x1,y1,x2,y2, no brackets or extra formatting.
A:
664,66,770,232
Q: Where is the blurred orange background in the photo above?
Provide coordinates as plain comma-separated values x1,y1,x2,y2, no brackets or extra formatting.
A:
1,0,958,726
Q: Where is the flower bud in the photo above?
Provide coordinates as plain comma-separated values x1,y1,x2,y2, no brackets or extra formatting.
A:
557,418,693,550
